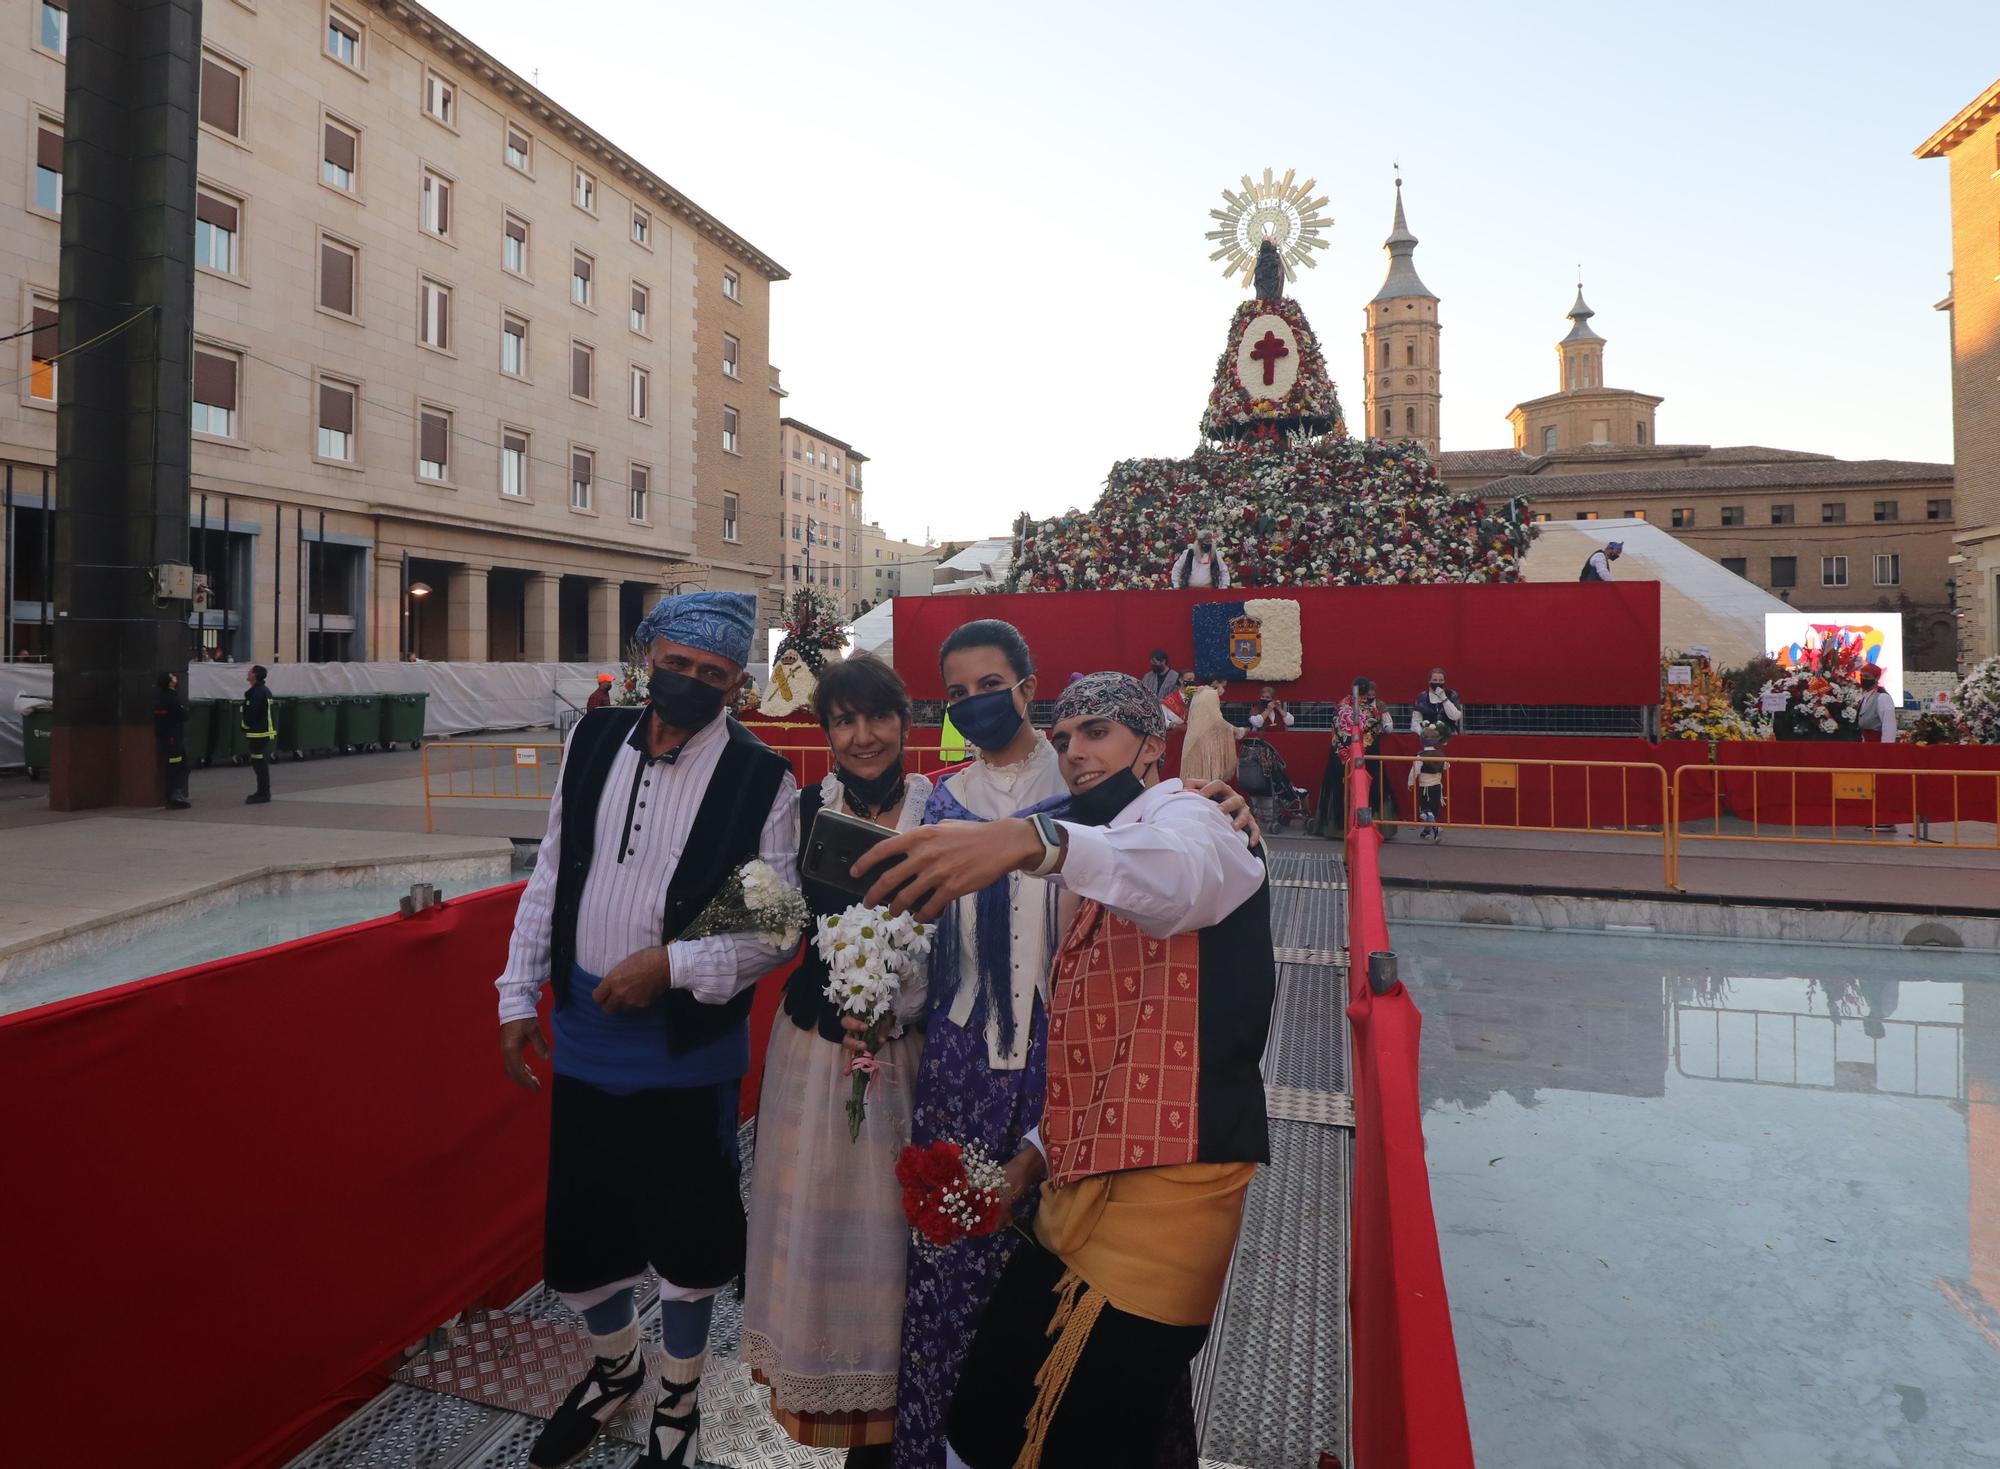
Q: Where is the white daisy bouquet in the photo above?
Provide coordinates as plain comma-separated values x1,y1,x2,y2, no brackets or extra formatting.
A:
816,903,934,1142
678,859,810,952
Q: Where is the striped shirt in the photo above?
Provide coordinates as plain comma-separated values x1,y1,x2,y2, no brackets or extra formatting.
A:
495,712,799,1024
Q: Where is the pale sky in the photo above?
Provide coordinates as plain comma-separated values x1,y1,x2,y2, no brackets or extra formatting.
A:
430,0,1999,546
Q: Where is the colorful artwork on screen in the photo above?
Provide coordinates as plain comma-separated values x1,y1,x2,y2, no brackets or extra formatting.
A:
1763,612,1903,701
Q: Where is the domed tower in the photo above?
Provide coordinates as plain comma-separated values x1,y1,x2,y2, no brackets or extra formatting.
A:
1506,282,1662,453
1556,284,1605,393
1361,177,1440,455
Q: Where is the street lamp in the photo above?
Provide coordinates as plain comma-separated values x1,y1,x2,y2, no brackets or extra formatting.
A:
406,580,432,660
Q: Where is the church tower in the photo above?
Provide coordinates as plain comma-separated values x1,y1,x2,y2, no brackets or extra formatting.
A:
1556,285,1606,393
1361,178,1441,456
1507,283,1662,454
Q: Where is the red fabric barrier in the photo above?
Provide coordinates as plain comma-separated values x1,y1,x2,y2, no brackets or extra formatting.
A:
0,885,548,1469
1344,757,1478,1469
893,583,1661,706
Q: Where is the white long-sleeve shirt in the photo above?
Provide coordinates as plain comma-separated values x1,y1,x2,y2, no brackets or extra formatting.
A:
1171,546,1231,589
1051,778,1265,939
1249,704,1295,730
1865,688,1899,744
1583,549,1616,581
495,712,799,1024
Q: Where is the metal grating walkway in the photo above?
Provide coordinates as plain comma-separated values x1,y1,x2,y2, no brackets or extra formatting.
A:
290,841,1354,1469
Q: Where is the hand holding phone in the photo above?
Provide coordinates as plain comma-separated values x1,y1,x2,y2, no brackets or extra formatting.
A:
803,808,903,900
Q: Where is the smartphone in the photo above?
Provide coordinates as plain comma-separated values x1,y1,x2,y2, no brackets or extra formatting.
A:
802,807,904,899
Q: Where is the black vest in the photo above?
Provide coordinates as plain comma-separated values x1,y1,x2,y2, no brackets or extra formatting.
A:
1194,861,1277,1167
550,707,791,1055
781,783,857,1043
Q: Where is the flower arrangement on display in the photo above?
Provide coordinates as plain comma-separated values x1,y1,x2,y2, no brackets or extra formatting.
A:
1901,709,1968,745
677,859,811,952
895,1139,1009,1250
1754,631,1867,741
612,640,651,708
1001,241,1534,594
1659,652,1761,744
758,587,849,720
1953,657,2000,745
815,903,934,1142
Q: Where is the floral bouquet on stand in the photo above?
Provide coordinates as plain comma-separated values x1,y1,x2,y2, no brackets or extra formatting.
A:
677,859,810,952
895,1139,1009,1249
815,904,933,1141
612,640,651,708
1954,657,2000,745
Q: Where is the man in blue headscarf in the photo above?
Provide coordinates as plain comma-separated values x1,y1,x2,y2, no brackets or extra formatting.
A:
494,589,798,1469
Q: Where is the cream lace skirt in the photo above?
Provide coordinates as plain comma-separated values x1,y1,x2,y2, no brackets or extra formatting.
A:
742,1015,921,1446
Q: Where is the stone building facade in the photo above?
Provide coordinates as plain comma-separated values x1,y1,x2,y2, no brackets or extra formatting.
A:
776,416,867,617
1360,180,1440,457
1918,77,2000,667
1505,290,1661,454
2,0,784,664
857,521,936,609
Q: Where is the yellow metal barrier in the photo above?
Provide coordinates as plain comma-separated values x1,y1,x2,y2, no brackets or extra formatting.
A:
1670,762,2000,885
1353,752,1676,890
421,741,565,832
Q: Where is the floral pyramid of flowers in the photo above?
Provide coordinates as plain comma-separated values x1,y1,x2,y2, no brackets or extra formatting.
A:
774,587,846,673
1005,436,1535,592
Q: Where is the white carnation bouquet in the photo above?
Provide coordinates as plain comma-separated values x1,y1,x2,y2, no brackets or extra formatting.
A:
815,903,934,1141
678,859,810,953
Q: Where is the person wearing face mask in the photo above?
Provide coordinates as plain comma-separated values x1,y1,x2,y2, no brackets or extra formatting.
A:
493,590,799,1469
742,654,931,1465
1170,530,1231,590
1410,667,1462,738
852,672,1273,1469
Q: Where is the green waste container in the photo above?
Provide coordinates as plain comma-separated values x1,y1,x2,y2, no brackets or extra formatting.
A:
383,691,428,750
277,695,341,760
21,705,51,781
213,698,249,765
185,699,217,767
335,693,384,753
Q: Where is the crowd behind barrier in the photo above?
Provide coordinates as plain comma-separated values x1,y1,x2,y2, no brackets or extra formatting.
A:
1342,752,1479,1469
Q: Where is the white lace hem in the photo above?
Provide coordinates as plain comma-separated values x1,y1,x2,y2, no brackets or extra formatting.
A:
740,1328,899,1414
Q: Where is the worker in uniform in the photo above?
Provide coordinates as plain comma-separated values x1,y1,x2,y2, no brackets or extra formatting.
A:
243,663,275,805
153,671,192,810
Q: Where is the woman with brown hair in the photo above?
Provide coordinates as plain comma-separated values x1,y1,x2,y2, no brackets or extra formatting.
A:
743,653,932,1465
1177,683,1244,787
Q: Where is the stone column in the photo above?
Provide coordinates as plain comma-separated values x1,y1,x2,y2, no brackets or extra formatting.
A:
446,565,489,663
523,572,561,663
374,549,405,662
588,579,619,662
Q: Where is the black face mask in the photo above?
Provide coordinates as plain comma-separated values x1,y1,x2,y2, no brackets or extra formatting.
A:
1198,539,1213,551
1068,744,1152,828
836,759,906,813
648,666,726,731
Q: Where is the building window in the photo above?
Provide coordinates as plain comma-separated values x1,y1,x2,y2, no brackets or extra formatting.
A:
819,449,829,469
423,70,455,127
723,268,740,302
1928,498,1953,520
791,475,801,500
501,313,527,377
1378,340,1389,367
570,341,593,401
1636,422,1648,445
629,463,649,522
630,284,649,334
791,517,801,540
1770,556,1797,589
418,406,450,481
1873,499,1899,522
421,169,452,239
1719,506,1743,527
721,492,740,542
200,52,244,138
322,119,358,191
505,124,531,173
722,405,739,454
1624,509,1648,521
1821,501,1846,524
1821,555,1848,588
723,333,741,379
501,429,529,497
325,9,361,67
418,278,450,351
192,347,238,438
628,364,649,421
38,1,66,55
1532,512,1551,523
1380,408,1391,431
573,167,596,213
503,214,528,275
1543,427,1558,451
195,190,239,273
1405,342,1415,366
1405,406,1416,434
570,449,593,511
316,378,356,461
1576,511,1599,521
1720,557,1747,578
318,236,358,316
1874,553,1901,586
27,299,57,403
571,251,593,307
1770,503,1795,525
631,207,650,247
33,119,61,214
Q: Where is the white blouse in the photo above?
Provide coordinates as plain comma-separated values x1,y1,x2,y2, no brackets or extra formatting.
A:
818,767,934,1024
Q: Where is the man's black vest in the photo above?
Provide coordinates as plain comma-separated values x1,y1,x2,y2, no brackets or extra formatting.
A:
549,707,790,1055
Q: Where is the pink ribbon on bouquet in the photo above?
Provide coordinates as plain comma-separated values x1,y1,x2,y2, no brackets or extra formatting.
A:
846,1048,894,1097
